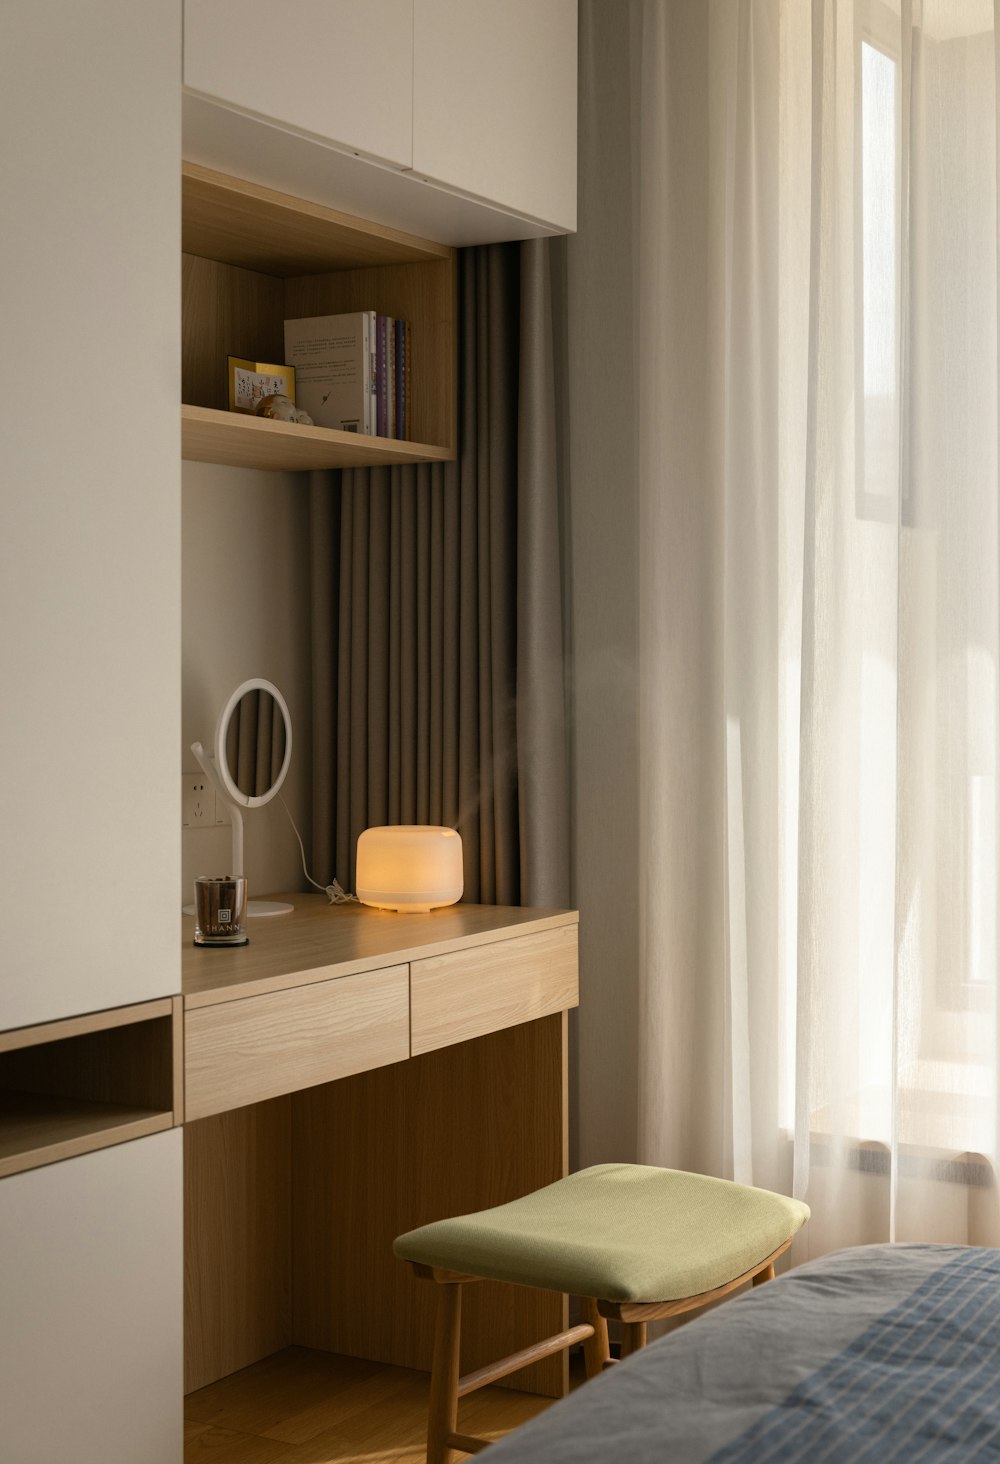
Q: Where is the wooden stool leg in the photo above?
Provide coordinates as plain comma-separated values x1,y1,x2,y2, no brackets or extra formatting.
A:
619,1321,647,1359
581,1297,610,1379
427,1283,463,1464
753,1262,776,1287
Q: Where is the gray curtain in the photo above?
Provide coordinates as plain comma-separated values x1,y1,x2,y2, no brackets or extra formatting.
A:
309,241,568,907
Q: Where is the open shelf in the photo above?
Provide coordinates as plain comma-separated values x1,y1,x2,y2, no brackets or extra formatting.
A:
182,405,452,473
0,1092,172,1180
182,163,457,471
182,163,450,277
0,997,181,1178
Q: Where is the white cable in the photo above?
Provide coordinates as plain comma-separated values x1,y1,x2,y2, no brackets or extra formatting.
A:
278,794,358,905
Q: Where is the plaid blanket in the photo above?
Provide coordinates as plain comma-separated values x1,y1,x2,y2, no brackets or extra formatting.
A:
485,1244,1000,1462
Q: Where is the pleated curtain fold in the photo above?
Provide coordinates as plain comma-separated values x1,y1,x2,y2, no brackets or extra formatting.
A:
309,241,568,909
603,0,1000,1255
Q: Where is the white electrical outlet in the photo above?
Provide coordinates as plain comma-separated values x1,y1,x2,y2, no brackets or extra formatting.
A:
182,772,214,829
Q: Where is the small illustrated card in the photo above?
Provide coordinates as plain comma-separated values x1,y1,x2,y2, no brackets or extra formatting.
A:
228,358,296,414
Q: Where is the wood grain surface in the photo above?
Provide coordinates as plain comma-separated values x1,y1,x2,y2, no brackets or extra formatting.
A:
181,903,578,1404
182,163,451,276
181,161,457,467
0,997,180,1179
291,1012,569,1398
183,1344,555,1461
182,405,453,472
184,964,409,1121
182,255,284,411
283,253,456,452
0,997,174,1054
182,896,578,1010
410,925,579,1055
184,1098,292,1393
0,1094,172,1180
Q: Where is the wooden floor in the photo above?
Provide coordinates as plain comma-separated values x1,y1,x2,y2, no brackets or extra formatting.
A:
184,1347,556,1463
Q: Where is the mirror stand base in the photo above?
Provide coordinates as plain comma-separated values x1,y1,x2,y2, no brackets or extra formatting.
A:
247,900,294,917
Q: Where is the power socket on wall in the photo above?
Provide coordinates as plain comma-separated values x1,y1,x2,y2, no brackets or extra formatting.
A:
181,772,214,829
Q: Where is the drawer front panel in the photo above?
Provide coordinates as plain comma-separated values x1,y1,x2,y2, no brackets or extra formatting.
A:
185,965,409,1120
410,925,578,1056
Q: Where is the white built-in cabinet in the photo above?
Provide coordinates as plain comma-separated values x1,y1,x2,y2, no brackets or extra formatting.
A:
2,1,182,1460
184,0,414,169
182,0,577,243
0,1133,183,1464
2,0,180,1033
411,0,577,232
1,0,574,1456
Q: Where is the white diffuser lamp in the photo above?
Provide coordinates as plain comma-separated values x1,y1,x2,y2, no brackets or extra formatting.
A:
356,826,463,913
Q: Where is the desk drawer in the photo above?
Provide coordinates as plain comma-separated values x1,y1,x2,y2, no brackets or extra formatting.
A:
410,925,578,1056
184,965,409,1120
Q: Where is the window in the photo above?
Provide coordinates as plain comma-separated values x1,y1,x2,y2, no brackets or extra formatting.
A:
856,13,902,521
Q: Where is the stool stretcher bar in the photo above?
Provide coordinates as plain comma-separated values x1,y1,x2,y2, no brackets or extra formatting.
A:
458,1322,596,1398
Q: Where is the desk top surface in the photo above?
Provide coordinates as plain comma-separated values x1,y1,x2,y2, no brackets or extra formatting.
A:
182,894,578,1009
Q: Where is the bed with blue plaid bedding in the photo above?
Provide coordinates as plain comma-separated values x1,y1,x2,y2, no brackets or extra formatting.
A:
485,1243,1000,1462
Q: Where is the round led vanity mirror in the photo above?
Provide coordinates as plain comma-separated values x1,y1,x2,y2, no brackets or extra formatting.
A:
215,679,293,809
188,678,294,919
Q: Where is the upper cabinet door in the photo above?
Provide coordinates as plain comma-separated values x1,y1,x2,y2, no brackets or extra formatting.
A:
2,0,180,1031
412,0,577,232
184,0,414,169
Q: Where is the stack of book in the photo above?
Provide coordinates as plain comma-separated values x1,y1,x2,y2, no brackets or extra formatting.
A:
283,311,411,439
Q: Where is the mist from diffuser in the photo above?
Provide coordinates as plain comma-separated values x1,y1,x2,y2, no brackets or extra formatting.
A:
356,826,464,913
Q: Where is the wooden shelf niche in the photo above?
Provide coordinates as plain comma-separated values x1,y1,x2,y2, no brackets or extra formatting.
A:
0,998,181,1179
182,163,458,472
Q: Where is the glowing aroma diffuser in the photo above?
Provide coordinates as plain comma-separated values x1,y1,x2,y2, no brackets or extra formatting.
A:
356,825,464,913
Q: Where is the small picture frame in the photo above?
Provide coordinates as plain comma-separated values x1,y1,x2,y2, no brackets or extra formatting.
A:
228,358,296,414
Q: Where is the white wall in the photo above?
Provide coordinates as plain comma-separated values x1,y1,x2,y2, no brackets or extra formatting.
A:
0,0,180,1031
182,463,313,904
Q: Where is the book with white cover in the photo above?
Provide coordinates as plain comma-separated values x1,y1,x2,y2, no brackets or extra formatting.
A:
283,311,375,434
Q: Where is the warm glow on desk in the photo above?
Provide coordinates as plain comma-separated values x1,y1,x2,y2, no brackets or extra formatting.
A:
356,825,464,913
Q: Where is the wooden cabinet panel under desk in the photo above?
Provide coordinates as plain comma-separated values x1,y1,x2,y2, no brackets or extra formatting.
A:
410,925,579,1056
184,965,409,1121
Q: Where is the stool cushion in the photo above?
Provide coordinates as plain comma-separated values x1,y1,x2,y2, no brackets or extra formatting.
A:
394,1164,809,1303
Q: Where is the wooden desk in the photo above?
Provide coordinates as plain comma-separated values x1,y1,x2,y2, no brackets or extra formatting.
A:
181,896,579,1400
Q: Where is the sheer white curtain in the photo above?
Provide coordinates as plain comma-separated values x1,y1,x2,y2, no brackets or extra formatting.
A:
633,0,1000,1254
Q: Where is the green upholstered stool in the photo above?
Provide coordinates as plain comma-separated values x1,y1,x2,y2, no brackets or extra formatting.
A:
395,1163,810,1463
